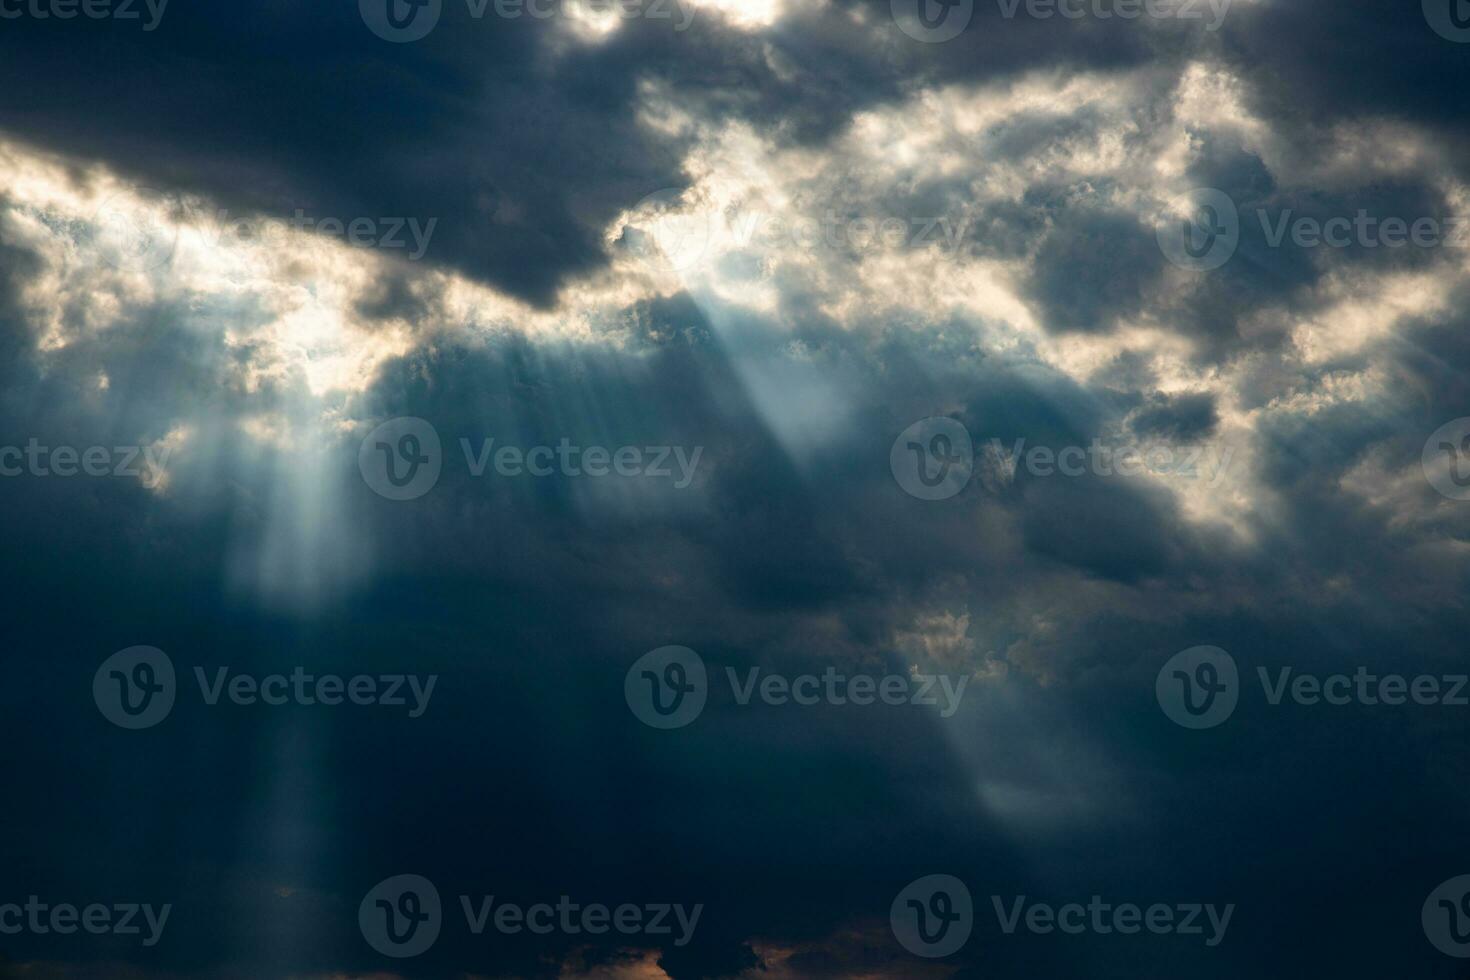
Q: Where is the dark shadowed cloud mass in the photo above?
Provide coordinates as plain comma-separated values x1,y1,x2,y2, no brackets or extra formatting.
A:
2,0,1470,976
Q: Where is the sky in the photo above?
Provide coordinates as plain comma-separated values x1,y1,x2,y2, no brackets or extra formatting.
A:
3,0,1470,976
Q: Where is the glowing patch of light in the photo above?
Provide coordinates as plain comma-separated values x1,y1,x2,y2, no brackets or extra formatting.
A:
682,0,789,29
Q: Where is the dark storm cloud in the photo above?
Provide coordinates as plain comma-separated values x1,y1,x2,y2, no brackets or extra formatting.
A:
1130,391,1218,441
0,226,42,367
0,221,1236,977
353,267,442,325
0,0,1249,308
1217,0,1470,162
1023,203,1163,332
6,191,1470,979
0,0,1454,317
0,2,699,305
0,257,995,976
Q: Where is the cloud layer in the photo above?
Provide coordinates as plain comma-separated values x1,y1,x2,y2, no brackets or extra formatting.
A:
3,0,1470,976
